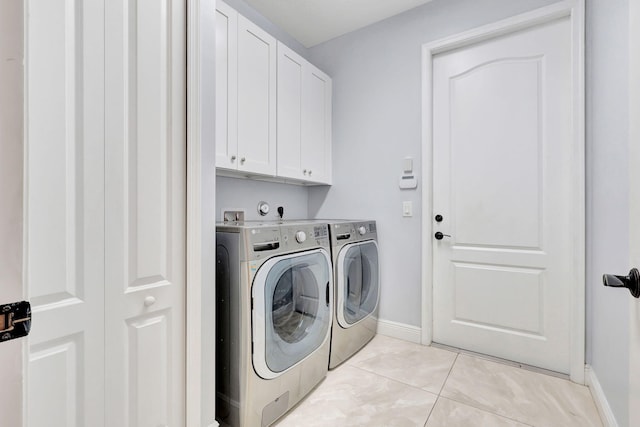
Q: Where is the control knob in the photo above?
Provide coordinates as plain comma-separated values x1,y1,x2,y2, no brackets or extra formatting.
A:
295,231,307,243
358,226,367,235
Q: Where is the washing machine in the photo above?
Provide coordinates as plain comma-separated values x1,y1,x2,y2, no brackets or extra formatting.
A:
216,221,333,427
327,220,380,369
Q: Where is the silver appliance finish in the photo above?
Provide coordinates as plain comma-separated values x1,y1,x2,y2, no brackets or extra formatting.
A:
216,221,333,427
326,220,379,369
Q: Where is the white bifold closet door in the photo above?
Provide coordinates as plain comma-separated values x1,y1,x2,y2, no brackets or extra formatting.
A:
25,0,186,426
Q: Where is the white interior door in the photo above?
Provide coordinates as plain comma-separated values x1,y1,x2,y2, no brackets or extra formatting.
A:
24,0,106,425
629,0,640,424
432,17,576,373
105,0,186,425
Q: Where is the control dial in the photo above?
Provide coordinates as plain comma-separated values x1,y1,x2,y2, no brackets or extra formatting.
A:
295,231,307,243
358,226,367,236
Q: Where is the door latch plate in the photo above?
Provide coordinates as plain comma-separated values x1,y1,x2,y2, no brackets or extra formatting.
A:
0,301,31,342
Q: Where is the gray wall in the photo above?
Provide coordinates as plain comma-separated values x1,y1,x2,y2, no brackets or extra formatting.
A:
586,0,630,425
307,0,560,327
0,1,23,425
217,0,633,423
216,177,310,221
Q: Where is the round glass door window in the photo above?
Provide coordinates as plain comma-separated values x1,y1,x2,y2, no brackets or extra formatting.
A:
337,241,379,327
252,249,332,377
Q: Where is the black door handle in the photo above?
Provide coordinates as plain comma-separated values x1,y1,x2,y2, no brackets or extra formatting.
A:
603,268,640,298
326,281,330,306
434,232,451,240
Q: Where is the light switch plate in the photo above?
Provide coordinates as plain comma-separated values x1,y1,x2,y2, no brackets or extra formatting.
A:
403,201,413,217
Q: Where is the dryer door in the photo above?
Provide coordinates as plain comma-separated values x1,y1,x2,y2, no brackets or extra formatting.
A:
336,240,380,328
252,248,332,379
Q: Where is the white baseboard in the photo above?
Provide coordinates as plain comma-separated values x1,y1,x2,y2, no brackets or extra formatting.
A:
376,319,422,344
585,365,619,427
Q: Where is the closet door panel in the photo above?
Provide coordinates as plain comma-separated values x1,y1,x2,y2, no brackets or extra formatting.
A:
105,0,186,425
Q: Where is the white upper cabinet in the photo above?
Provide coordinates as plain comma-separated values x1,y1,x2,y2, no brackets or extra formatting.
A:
215,2,331,184
215,5,277,175
277,42,332,184
215,2,238,170
237,15,277,175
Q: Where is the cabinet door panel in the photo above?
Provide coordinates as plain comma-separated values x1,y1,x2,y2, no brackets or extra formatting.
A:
215,3,238,170
237,15,276,175
302,67,332,184
277,43,303,180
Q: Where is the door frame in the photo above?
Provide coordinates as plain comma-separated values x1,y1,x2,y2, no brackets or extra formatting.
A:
186,0,218,425
628,0,639,424
420,0,586,383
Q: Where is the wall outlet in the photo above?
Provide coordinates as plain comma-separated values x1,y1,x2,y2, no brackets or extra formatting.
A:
223,209,245,222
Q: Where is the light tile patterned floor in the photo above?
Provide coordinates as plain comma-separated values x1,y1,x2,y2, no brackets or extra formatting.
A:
275,335,603,427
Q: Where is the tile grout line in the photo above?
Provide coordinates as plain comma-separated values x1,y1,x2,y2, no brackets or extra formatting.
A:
422,352,460,426
345,363,441,397
438,395,537,427
433,353,537,426
437,351,460,396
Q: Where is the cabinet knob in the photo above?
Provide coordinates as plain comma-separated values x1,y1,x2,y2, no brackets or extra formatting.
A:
303,169,307,175
144,296,156,307
309,170,313,176
240,157,246,164
230,155,236,162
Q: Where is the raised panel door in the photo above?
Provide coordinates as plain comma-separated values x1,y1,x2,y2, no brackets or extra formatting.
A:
105,0,186,425
432,17,574,373
25,0,105,425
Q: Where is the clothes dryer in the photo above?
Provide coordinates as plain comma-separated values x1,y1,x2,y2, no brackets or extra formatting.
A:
327,220,379,369
216,221,333,427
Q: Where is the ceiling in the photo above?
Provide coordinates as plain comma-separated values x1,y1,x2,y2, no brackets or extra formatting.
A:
242,0,434,48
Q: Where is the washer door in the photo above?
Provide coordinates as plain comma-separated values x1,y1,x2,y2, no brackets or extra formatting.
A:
252,248,333,379
336,240,379,328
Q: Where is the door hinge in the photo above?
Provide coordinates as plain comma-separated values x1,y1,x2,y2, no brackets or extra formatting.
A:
1,301,31,342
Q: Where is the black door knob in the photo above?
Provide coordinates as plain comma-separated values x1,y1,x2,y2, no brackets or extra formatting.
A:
435,214,443,222
434,231,451,240
603,268,640,298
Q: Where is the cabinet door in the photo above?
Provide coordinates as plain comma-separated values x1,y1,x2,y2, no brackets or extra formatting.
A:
215,3,238,170
302,66,332,184
277,42,304,180
237,15,277,175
